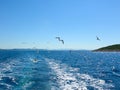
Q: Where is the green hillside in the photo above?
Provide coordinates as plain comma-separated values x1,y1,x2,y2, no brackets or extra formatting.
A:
94,44,120,52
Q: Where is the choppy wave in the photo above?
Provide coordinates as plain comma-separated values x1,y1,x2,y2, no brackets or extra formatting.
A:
0,57,35,90
46,58,114,90
0,50,119,90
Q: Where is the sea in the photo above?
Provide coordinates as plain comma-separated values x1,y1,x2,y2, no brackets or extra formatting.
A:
0,49,120,90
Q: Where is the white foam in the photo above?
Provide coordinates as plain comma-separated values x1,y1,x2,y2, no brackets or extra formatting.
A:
46,58,114,90
23,81,34,90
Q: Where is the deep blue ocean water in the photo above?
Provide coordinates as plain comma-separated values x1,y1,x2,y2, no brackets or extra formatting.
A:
0,50,120,90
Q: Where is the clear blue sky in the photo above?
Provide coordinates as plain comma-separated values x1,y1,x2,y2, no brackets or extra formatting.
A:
0,0,120,50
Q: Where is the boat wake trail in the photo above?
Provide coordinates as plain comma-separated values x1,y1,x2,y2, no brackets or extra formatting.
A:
45,58,114,90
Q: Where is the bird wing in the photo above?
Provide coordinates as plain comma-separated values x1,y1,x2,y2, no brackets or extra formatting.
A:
96,36,100,40
61,40,64,44
56,37,60,41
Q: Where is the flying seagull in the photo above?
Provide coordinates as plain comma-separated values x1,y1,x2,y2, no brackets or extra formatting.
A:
55,37,64,44
96,36,100,41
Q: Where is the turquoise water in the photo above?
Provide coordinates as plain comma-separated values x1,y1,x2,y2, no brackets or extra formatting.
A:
0,50,120,90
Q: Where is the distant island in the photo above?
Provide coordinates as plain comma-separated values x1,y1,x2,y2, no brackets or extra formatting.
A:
94,44,120,52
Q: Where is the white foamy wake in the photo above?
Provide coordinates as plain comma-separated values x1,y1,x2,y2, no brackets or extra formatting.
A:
45,58,114,90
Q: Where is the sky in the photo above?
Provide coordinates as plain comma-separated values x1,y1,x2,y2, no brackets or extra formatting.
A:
0,0,120,50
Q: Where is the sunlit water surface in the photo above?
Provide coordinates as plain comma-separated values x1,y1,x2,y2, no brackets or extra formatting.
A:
0,50,120,90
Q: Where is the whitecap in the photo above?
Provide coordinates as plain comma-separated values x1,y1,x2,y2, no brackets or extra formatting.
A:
46,58,114,90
